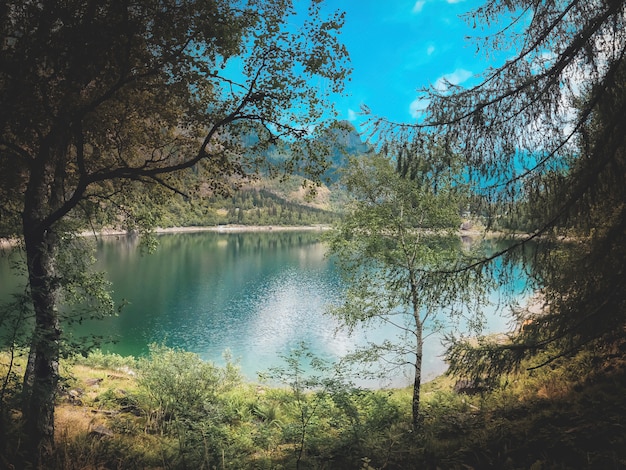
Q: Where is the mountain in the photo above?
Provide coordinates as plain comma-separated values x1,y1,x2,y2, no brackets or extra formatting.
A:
237,120,370,183
316,120,371,183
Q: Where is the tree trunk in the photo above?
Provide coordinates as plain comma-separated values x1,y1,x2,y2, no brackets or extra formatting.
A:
20,144,63,465
412,321,423,432
409,269,424,432
19,130,70,464
22,226,61,464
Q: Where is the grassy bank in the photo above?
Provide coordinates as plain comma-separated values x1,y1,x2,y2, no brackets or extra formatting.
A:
1,344,625,469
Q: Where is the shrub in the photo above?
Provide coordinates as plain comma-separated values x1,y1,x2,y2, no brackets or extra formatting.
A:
73,349,137,371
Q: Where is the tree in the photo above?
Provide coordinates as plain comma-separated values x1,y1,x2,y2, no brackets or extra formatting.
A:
0,0,349,462
326,152,486,430
368,0,626,379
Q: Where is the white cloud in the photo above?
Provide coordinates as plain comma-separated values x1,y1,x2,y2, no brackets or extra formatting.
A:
409,69,472,119
409,97,430,118
446,0,464,3
433,68,472,91
347,109,357,121
412,1,426,13
426,45,436,55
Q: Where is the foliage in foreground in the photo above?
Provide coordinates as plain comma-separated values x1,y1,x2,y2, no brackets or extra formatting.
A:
1,343,625,469
371,0,626,389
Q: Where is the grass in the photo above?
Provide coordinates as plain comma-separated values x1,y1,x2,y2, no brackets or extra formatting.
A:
1,346,626,469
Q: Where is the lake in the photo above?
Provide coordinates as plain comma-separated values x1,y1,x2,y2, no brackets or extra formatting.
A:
0,230,528,387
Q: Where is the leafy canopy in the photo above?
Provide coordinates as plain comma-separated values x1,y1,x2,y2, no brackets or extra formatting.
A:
0,0,350,237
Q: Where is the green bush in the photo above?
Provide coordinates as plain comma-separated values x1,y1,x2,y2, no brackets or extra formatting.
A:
136,344,241,426
133,344,258,468
74,349,137,371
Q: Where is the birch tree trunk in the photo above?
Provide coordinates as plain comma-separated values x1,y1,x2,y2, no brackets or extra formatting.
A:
412,304,423,431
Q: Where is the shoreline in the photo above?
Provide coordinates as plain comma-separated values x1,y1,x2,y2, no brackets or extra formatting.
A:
0,225,332,249
3,224,504,247
84,224,332,238
2,224,542,252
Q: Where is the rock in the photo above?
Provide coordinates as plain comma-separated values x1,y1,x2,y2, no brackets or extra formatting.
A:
117,366,136,377
67,389,83,405
85,377,103,387
454,378,492,395
89,424,114,438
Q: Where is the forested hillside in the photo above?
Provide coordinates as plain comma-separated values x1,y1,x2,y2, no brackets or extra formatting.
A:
158,182,341,227
154,121,366,228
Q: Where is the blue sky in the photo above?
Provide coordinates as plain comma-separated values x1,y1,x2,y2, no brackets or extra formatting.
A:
322,0,488,126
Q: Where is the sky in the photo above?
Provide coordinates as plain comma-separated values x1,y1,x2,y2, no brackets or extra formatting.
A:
321,0,491,127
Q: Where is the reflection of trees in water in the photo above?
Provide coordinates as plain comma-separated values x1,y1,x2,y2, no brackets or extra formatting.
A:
221,231,324,255
94,230,326,265
1,232,535,386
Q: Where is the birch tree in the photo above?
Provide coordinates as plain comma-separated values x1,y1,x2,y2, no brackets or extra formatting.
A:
327,152,486,430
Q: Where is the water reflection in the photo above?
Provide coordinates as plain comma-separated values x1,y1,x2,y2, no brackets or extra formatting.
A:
0,231,532,387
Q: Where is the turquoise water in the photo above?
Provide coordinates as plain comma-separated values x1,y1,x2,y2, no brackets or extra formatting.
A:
0,231,528,386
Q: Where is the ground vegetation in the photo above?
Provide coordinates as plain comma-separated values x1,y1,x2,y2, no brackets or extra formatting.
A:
0,346,624,469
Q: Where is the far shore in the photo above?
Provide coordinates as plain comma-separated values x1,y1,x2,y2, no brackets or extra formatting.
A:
1,224,519,249
0,225,332,249
83,224,332,238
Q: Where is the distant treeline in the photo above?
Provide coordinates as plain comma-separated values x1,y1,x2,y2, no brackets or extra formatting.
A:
159,188,340,228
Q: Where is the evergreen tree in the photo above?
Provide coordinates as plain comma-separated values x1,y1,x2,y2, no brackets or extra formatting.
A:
369,0,626,377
